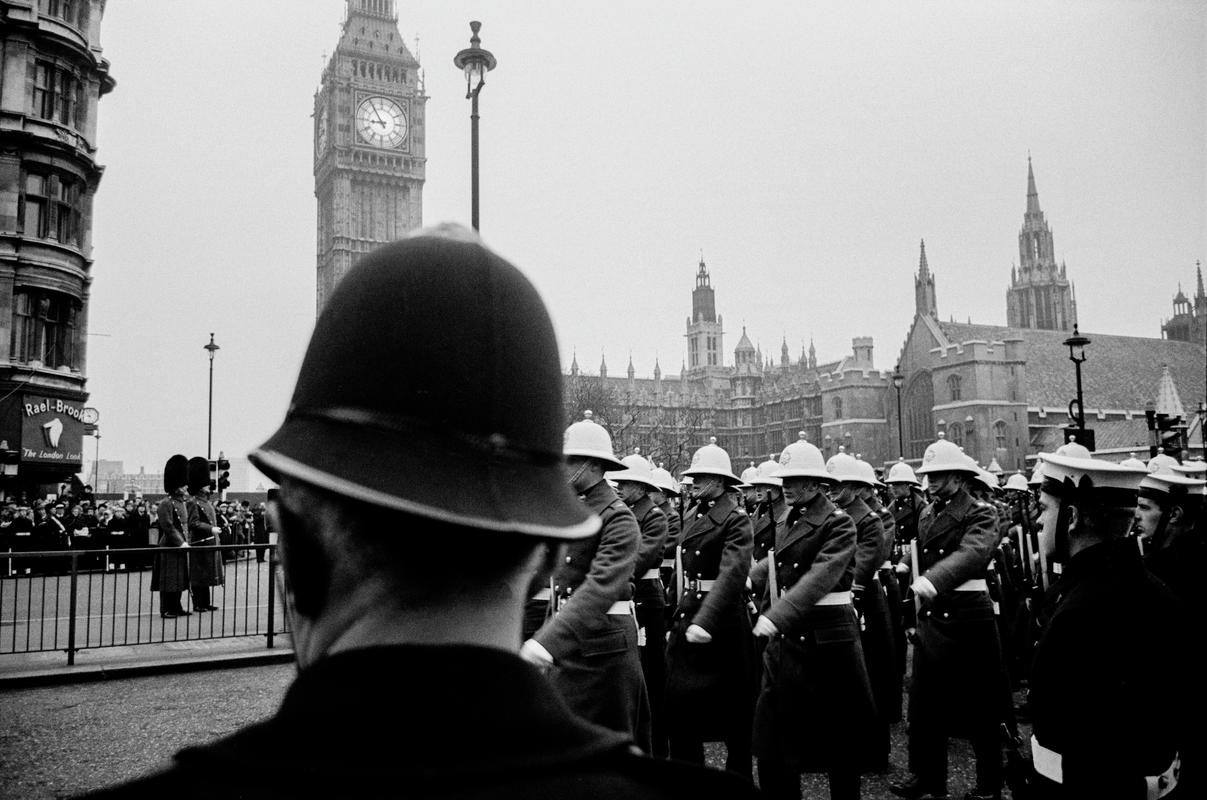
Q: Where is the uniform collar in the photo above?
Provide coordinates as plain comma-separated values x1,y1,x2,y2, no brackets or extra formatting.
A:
630,494,655,519
580,479,621,514
839,495,872,523
705,492,737,522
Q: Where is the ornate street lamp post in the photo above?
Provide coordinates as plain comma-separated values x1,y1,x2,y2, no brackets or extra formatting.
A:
453,21,497,231
892,364,905,458
1063,324,1090,446
204,333,220,460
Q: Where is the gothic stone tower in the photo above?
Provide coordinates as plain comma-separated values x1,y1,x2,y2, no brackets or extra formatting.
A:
1006,157,1076,331
314,0,426,312
685,256,725,382
0,0,113,496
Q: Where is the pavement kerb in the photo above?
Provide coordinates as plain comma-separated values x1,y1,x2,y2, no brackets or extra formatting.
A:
0,636,295,690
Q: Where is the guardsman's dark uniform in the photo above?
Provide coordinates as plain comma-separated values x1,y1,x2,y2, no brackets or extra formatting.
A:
658,498,681,617
873,499,907,703
185,457,225,612
529,479,649,752
664,492,754,772
751,490,878,799
629,493,669,757
892,491,925,547
901,487,1007,798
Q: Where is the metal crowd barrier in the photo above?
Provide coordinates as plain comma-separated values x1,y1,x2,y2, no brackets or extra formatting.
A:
0,544,287,665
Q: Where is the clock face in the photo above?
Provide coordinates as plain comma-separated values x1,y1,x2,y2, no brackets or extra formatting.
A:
315,105,329,155
355,96,407,148
80,408,99,425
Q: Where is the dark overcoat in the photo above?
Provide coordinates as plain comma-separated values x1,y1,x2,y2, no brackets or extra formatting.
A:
1030,539,1186,799
749,491,878,773
80,646,762,800
907,487,1007,737
531,479,648,750
874,502,908,696
152,496,190,593
845,497,898,731
664,493,754,743
657,500,681,613
186,496,225,587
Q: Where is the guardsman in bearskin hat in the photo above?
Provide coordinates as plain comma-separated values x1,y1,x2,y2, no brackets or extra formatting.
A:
891,434,1008,800
749,434,877,800
519,411,649,751
608,448,670,757
186,456,224,612
664,436,755,775
1133,465,1205,797
152,454,191,618
1027,448,1186,799
90,225,759,799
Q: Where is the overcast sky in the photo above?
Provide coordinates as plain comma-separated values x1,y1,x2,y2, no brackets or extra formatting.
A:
85,0,1204,481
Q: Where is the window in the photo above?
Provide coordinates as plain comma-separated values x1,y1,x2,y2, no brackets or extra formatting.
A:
32,60,79,127
39,0,76,22
948,422,964,447
833,397,843,419
20,169,82,246
947,374,962,401
11,289,79,369
994,420,1009,451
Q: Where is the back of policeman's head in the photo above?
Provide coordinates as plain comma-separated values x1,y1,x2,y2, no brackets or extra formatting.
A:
250,225,598,612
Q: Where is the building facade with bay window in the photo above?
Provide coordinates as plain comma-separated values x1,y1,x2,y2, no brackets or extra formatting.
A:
0,0,113,497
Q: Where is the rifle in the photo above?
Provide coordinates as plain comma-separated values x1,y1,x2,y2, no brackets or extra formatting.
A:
909,538,922,620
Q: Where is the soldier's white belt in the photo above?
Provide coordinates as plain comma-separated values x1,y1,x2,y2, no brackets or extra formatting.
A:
607,601,634,615
531,588,552,601
815,591,852,606
880,561,894,570
661,558,675,569
640,569,661,580
1031,735,1179,799
689,579,717,591
954,578,988,592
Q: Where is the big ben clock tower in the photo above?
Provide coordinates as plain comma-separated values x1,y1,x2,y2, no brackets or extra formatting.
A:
314,0,426,312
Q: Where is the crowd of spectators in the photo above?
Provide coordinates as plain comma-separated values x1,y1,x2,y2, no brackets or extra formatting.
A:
0,488,269,576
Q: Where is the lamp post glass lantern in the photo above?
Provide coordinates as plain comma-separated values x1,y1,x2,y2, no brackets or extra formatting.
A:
1062,324,1090,437
892,364,905,458
204,333,220,460
453,21,497,232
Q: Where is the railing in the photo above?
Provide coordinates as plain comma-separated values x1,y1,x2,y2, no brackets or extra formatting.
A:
1,544,287,665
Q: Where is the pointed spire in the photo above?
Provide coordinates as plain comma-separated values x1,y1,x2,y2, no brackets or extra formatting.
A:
599,350,607,379
1196,260,1204,300
918,238,930,278
808,337,817,369
570,349,579,376
1154,364,1185,418
1026,154,1041,216
627,352,635,380
653,357,662,381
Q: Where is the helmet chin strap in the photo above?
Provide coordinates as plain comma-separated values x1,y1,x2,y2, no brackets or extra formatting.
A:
566,459,590,489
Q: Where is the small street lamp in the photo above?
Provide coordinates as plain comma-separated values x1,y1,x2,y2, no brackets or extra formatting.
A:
204,333,220,459
1062,324,1090,440
892,364,905,458
453,20,497,231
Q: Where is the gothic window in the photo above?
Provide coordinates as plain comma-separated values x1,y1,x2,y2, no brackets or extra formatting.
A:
948,422,964,447
994,420,1009,451
11,289,78,369
32,61,80,127
903,371,935,459
833,397,843,419
39,0,77,24
947,374,962,401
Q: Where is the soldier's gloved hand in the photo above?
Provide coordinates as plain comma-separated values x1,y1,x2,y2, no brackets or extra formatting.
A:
752,616,779,639
852,586,865,615
895,563,910,575
906,626,918,644
685,624,713,644
520,638,554,671
211,526,221,536
911,576,938,602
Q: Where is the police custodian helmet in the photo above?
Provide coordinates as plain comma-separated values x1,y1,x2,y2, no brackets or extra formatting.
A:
250,224,599,541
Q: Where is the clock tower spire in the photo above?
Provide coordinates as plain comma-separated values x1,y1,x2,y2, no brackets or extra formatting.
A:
314,0,427,313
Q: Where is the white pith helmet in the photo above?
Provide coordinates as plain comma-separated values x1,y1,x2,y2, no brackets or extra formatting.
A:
1119,452,1147,470
1028,459,1047,486
1147,449,1180,474
1171,458,1207,476
750,455,784,488
607,447,659,489
975,468,1000,492
853,458,881,487
1004,472,1029,492
885,458,921,486
773,432,833,482
650,463,680,496
915,433,981,476
825,449,875,486
683,436,740,483
563,410,625,470
738,462,759,488
1055,440,1093,460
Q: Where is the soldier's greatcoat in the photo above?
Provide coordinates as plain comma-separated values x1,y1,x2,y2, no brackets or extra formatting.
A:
152,495,190,593
531,479,648,750
1030,538,1185,799
664,493,754,743
907,488,1006,737
629,494,669,756
187,494,225,588
749,492,878,774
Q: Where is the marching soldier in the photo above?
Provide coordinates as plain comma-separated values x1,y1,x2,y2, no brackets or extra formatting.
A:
152,455,191,618
864,463,905,717
664,437,755,776
1028,449,1186,799
825,451,897,774
739,462,761,514
750,433,877,800
887,459,926,548
1133,466,1206,798
186,456,224,612
891,434,1007,800
650,463,682,621
751,454,788,565
522,411,649,751
608,448,671,757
